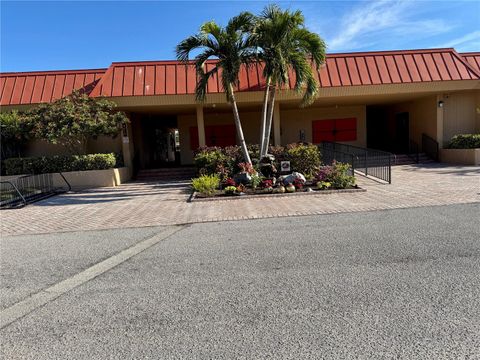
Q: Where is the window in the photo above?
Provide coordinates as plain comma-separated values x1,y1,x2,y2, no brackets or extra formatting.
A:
312,118,357,143
190,124,237,149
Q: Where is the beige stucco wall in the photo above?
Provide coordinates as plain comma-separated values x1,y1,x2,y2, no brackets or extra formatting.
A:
390,95,437,147
280,105,366,147
442,90,480,145
51,167,131,190
439,148,480,165
177,110,262,165
178,105,366,165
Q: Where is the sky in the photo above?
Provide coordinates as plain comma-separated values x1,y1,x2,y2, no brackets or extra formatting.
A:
1,0,479,72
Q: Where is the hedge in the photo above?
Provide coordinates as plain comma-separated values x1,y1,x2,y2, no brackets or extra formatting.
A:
447,134,480,149
3,153,118,175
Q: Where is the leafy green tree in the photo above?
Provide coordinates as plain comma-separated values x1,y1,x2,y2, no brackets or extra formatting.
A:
28,90,128,154
176,12,255,164
252,5,326,158
0,110,32,160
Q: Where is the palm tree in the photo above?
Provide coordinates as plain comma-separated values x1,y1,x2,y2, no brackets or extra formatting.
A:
176,13,255,164
252,5,326,158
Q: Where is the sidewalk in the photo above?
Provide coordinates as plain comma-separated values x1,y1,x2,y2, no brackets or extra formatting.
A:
1,164,479,236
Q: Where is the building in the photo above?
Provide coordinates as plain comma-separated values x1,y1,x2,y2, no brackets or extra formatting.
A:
1,48,479,172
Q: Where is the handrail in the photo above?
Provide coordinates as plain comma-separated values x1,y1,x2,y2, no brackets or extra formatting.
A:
320,141,392,184
422,133,439,161
0,172,71,209
58,172,72,192
0,180,27,207
408,139,420,163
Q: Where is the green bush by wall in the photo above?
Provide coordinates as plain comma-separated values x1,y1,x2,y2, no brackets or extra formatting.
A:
3,153,118,175
447,134,480,149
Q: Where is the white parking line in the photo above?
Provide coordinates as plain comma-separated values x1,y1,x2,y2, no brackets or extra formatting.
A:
0,225,184,329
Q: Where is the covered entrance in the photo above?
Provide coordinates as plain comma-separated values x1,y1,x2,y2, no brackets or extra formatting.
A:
131,114,181,170
366,106,410,154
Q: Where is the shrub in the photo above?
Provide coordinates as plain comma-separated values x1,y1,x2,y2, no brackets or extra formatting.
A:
224,186,237,194
194,148,231,176
238,162,256,175
191,174,220,196
286,143,321,179
250,173,262,189
447,134,480,149
223,177,236,187
3,153,117,175
315,161,355,189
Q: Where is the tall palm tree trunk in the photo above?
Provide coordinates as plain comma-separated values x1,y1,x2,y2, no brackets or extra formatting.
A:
228,84,252,164
261,87,276,158
259,78,271,157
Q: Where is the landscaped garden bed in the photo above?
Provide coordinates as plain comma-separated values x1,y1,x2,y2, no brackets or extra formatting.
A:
189,143,363,202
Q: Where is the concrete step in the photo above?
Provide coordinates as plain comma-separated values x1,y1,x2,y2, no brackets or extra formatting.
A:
135,167,197,181
392,153,436,165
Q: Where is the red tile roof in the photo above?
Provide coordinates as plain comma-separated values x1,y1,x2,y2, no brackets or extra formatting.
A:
1,48,478,106
460,52,480,73
0,68,106,106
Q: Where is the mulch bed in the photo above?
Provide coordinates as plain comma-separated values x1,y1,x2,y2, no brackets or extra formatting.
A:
188,185,365,202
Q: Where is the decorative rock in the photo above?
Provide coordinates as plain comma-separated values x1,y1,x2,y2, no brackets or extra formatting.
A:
306,187,313,192
285,184,296,193
279,172,306,186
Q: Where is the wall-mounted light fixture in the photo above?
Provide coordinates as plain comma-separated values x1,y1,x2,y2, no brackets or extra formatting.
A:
438,100,444,108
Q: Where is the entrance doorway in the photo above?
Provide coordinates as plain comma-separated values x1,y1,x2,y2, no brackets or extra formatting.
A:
394,112,409,154
139,116,180,169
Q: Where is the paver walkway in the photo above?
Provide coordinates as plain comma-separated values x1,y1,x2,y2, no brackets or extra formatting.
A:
1,164,479,236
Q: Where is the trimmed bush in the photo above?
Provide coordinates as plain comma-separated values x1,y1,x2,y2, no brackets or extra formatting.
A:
285,143,321,179
191,174,220,196
315,161,355,189
447,134,480,149
4,153,117,175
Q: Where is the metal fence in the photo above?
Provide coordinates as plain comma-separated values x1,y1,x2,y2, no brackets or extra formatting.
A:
320,141,392,184
0,173,71,209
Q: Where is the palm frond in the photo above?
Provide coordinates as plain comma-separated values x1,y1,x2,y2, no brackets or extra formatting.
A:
195,66,218,102
226,11,256,34
176,35,206,62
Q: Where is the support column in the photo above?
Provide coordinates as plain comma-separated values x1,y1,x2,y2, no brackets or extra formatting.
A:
436,94,444,149
121,117,134,172
273,101,281,146
196,104,206,147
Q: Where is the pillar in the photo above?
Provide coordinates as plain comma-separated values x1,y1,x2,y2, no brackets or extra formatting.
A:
273,101,281,146
196,104,206,147
121,118,135,176
436,94,444,149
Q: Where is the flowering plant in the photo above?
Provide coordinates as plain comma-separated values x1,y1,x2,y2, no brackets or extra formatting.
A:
236,184,246,193
293,178,305,189
238,162,256,175
261,179,273,188
223,177,236,187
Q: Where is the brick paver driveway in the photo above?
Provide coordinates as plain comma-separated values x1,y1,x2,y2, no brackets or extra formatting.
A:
1,164,479,236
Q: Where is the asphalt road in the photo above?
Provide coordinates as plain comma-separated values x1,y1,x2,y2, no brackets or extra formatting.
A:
1,203,479,359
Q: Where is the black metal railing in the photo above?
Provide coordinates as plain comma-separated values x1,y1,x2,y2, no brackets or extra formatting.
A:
320,141,392,183
0,173,71,209
422,133,439,161
408,139,420,163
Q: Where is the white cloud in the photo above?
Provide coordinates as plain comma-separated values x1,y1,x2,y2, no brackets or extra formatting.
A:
434,30,480,51
326,0,455,51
